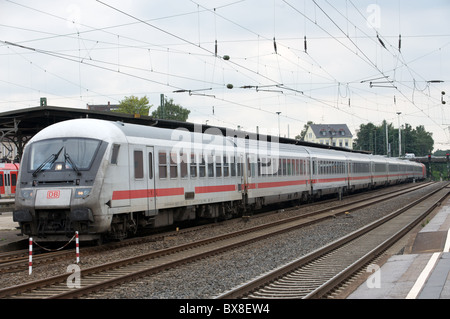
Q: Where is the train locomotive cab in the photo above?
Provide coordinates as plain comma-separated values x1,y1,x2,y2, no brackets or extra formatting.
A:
13,119,122,242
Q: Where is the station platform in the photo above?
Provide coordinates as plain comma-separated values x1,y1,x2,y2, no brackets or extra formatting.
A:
0,211,26,251
348,197,450,299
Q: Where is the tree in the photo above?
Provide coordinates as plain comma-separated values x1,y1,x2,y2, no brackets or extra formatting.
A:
413,125,434,155
295,121,314,140
114,95,152,116
354,121,434,156
152,97,190,122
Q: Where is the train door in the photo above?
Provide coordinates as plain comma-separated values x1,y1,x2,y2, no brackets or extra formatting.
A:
10,171,17,194
146,146,156,213
0,172,4,196
129,146,156,213
245,153,256,191
310,157,318,194
4,172,10,196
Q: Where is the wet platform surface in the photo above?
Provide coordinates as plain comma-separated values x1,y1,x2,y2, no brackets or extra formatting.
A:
349,198,450,299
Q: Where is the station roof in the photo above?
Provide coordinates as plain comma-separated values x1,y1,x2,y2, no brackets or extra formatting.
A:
0,105,368,159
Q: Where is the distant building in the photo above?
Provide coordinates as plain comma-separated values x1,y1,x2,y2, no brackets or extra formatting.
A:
86,101,119,112
304,124,353,149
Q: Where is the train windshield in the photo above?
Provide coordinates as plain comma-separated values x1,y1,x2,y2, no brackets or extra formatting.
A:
29,138,101,172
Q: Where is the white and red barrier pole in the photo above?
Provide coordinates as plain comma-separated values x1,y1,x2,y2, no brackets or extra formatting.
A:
75,231,80,264
28,237,33,275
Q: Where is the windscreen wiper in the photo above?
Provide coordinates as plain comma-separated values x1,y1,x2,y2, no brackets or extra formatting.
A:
32,146,64,177
64,150,81,176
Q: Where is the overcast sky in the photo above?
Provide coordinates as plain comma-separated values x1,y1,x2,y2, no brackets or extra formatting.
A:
1,0,449,151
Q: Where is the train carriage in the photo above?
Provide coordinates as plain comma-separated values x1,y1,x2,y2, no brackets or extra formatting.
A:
309,148,348,198
13,118,426,242
370,155,389,188
347,152,372,191
244,142,311,208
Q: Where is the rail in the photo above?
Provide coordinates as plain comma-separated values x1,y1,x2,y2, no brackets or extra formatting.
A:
0,182,438,299
216,183,449,299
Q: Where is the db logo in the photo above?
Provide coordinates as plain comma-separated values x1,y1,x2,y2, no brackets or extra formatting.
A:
47,190,60,199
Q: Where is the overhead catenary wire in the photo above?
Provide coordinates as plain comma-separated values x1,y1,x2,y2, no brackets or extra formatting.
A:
1,1,448,146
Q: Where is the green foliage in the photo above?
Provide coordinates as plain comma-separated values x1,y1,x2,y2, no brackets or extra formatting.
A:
296,121,314,140
354,120,434,156
114,95,152,116
151,97,190,122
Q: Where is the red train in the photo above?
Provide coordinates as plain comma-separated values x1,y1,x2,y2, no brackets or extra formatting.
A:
0,163,19,198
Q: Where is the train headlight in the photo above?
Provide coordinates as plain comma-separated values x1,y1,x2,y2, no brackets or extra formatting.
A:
20,190,34,199
74,188,91,198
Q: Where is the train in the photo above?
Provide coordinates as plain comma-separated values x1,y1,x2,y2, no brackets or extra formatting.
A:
13,118,426,242
0,163,19,198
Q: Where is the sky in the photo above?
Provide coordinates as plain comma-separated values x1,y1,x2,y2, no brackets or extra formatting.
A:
1,0,449,151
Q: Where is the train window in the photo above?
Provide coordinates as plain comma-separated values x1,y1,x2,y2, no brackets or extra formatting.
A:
247,156,256,177
180,152,188,178
111,144,120,164
190,154,197,178
134,150,144,179
159,152,167,179
0,173,2,186
11,173,16,187
170,152,178,178
260,157,271,176
208,154,214,177
223,156,229,177
215,156,222,177
231,156,236,177
148,152,153,179
199,154,206,177
237,161,243,177
257,158,261,177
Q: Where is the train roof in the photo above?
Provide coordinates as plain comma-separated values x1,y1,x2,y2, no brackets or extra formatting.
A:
0,163,19,170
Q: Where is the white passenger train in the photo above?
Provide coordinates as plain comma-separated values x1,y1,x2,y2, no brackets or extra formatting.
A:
13,119,426,242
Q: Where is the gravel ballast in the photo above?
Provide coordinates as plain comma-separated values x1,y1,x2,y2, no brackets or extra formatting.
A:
0,182,442,298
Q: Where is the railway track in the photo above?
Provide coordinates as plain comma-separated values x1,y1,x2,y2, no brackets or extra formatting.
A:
0,182,431,274
0,182,438,299
216,183,449,299
0,199,14,213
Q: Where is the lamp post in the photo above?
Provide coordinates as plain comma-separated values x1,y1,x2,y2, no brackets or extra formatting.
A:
276,112,281,137
397,112,401,157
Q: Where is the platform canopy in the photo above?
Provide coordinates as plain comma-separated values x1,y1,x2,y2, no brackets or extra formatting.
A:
0,105,160,160
0,105,368,162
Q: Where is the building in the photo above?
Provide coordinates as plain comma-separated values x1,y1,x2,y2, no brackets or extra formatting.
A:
86,101,119,112
304,124,353,149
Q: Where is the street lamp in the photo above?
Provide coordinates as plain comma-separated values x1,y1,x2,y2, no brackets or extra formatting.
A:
397,112,401,157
